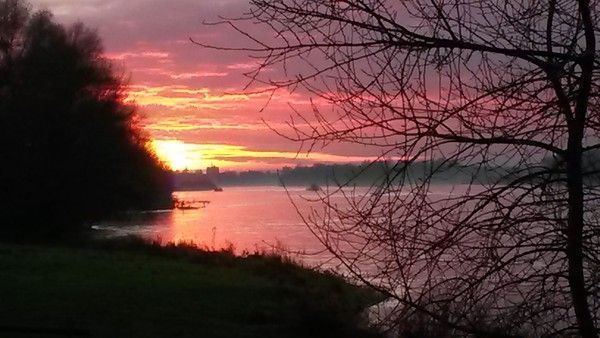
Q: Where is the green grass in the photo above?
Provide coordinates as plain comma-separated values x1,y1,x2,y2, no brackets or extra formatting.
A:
0,239,381,338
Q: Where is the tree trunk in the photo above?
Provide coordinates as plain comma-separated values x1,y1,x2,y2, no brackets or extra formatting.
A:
566,129,598,338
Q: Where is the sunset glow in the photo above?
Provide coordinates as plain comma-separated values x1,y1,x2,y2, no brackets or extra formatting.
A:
152,140,201,171
150,139,383,171
32,0,379,170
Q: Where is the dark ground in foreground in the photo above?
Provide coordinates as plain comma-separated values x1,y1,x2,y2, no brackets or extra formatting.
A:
0,239,382,338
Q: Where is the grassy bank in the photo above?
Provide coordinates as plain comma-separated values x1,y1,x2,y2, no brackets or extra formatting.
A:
0,238,381,338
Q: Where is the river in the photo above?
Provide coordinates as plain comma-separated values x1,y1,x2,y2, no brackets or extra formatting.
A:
94,184,481,268
94,186,342,266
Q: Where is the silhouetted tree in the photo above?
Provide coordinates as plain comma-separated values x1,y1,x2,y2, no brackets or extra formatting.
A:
0,0,27,55
207,1,600,336
0,1,172,237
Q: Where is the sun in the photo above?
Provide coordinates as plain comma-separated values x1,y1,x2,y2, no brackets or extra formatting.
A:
151,140,196,171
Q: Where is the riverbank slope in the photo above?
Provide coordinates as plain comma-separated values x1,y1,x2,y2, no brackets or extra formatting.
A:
0,239,381,338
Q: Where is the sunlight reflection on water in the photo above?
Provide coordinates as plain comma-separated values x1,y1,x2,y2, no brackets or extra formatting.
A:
94,185,472,267
95,186,335,265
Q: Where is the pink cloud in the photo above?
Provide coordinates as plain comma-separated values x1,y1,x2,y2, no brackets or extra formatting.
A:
169,72,229,79
105,51,170,61
29,0,385,169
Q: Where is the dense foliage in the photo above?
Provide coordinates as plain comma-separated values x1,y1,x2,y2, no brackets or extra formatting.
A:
0,1,172,236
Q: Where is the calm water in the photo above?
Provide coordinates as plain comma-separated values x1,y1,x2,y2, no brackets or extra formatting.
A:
95,184,478,266
95,186,340,266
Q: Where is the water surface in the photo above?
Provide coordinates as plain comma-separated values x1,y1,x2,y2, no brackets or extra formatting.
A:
95,186,335,265
95,184,473,266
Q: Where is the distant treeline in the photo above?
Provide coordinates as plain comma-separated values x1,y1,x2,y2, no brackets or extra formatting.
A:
173,172,218,191
171,155,600,190
197,161,511,188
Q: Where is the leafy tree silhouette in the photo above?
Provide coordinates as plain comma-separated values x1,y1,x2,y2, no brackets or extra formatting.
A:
0,2,172,238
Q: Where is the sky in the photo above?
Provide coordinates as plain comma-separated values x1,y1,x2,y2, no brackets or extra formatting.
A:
29,0,381,171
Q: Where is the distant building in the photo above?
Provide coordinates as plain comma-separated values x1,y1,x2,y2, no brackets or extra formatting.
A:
181,168,203,174
206,166,220,178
